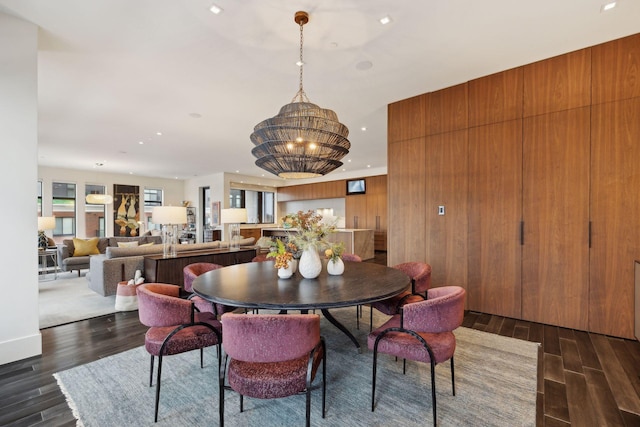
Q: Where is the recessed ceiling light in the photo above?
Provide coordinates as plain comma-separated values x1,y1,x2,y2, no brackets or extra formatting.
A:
367,165,371,168
209,4,223,14
379,15,392,25
348,159,352,163
601,1,616,11
156,132,162,136
361,126,367,131
138,141,144,145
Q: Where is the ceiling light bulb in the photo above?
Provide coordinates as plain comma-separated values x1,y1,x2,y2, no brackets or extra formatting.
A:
308,142,317,149
296,136,304,143
602,1,616,11
379,16,391,25
209,4,223,14
286,142,294,150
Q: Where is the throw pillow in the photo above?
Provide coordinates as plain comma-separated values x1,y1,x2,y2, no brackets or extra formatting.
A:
72,238,100,256
139,242,154,247
117,241,139,248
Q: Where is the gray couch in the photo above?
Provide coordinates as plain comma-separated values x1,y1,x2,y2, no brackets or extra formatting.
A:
57,236,163,275
87,237,256,296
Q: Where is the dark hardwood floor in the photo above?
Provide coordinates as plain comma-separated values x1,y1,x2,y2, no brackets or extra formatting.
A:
2,252,639,426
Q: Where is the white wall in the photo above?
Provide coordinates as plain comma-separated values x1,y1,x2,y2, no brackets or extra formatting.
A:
0,14,41,365
38,166,186,238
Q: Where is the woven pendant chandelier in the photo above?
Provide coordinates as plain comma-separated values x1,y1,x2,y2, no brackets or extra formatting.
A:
251,11,350,179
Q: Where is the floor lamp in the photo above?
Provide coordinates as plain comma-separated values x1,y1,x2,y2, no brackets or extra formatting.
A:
152,206,187,258
221,208,247,248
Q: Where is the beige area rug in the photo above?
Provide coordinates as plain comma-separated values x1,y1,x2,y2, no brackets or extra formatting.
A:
55,308,539,426
39,272,117,329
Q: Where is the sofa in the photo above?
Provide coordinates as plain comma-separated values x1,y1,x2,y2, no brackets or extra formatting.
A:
87,237,256,296
58,236,163,275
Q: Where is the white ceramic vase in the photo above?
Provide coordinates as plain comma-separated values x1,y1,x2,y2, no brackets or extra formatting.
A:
327,258,345,275
299,248,322,279
278,264,293,279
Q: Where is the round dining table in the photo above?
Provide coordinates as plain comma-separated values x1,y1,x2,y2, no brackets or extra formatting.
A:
192,260,410,352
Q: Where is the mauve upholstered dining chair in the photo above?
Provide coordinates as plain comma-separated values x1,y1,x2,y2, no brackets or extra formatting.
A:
219,313,327,427
251,253,275,262
368,286,466,427
183,262,234,316
137,283,223,423
368,262,432,331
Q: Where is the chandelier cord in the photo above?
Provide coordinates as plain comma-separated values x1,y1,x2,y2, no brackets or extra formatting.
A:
293,17,308,103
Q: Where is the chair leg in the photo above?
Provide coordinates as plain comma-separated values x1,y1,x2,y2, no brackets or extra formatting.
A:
149,355,154,387
219,352,226,427
430,359,436,427
200,347,204,368
371,347,378,412
370,307,374,332
403,358,407,374
451,356,455,396
154,355,163,423
240,394,244,412
305,381,312,427
356,305,360,330
322,348,327,419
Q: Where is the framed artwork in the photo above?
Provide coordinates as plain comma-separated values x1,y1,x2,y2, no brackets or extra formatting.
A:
113,184,140,236
211,201,221,226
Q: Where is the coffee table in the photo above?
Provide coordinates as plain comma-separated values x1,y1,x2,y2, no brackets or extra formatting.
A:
193,261,409,351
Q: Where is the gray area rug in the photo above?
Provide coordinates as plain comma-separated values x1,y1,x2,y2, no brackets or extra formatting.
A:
54,308,538,426
39,272,116,329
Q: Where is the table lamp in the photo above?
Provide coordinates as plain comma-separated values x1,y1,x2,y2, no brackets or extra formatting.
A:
152,206,187,258
37,216,56,250
221,208,247,248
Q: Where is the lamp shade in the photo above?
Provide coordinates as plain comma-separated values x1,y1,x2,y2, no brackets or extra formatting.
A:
152,206,187,225
37,216,56,231
86,193,113,204
220,208,247,224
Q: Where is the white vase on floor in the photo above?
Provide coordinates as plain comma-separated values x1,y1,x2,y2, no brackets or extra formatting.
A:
299,248,322,279
327,258,344,275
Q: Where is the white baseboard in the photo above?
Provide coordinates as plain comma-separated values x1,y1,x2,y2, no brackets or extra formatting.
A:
0,332,42,366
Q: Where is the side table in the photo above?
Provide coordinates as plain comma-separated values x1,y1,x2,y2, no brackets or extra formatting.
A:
38,248,58,280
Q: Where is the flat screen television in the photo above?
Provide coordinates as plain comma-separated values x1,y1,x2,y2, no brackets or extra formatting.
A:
346,178,366,195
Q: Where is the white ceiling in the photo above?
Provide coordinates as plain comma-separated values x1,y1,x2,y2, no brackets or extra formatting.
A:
2,0,639,182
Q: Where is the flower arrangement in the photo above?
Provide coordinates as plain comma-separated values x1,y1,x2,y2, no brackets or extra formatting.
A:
281,210,336,251
267,238,293,269
324,242,345,262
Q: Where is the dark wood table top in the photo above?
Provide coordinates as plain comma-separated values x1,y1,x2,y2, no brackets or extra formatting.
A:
192,261,410,311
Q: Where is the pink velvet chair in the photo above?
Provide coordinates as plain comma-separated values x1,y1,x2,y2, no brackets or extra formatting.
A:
183,262,234,316
220,313,326,427
251,253,275,262
368,286,466,427
137,283,223,423
368,262,432,331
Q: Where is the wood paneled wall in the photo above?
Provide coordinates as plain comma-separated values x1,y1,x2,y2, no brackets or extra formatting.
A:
388,32,640,338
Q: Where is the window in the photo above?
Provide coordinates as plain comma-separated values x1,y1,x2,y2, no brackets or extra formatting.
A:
85,184,106,237
37,181,42,216
144,188,163,231
229,188,275,224
52,182,76,238
202,186,211,228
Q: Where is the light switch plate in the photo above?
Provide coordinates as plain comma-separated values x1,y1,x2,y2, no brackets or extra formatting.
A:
438,205,445,215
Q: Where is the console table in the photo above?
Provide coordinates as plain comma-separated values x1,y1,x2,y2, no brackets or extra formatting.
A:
144,247,256,287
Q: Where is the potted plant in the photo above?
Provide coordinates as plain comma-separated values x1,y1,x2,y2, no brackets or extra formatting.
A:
325,242,345,275
267,239,294,278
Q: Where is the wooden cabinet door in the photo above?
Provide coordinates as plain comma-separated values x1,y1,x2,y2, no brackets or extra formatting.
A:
387,138,426,266
345,194,367,229
522,107,590,330
590,98,640,339
423,130,468,288
468,120,522,318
